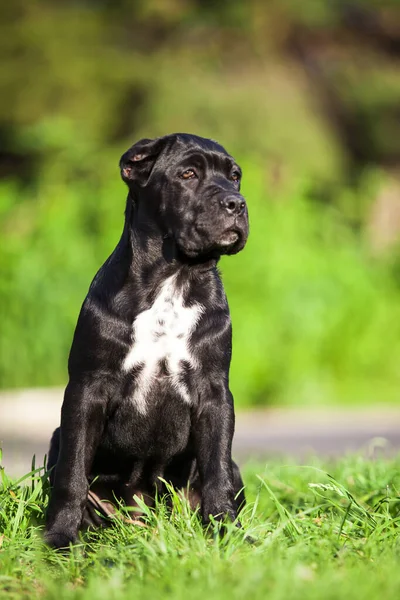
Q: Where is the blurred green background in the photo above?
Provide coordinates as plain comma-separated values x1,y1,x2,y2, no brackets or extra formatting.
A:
0,0,399,407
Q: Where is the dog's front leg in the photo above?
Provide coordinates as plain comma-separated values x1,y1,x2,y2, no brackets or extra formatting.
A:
192,398,238,525
45,382,106,548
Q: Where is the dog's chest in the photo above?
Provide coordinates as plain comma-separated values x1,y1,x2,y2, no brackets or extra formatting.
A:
122,275,203,414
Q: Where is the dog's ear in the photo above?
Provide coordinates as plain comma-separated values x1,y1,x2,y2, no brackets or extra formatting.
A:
119,137,166,186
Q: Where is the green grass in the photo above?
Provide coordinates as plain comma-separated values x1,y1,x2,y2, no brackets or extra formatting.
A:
1,452,400,599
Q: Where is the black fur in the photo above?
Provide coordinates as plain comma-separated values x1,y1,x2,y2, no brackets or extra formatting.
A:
45,133,249,549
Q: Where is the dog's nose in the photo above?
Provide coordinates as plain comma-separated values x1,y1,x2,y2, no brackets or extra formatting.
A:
220,196,246,216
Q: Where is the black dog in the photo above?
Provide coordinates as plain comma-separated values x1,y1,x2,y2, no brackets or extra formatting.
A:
45,133,249,548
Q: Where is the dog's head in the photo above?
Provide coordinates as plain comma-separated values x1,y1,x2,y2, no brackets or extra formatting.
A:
119,134,249,259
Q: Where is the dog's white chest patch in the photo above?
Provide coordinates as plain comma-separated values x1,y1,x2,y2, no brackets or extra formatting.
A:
122,274,203,414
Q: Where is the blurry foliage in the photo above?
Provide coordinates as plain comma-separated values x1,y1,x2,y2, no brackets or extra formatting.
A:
226,163,400,406
0,0,400,405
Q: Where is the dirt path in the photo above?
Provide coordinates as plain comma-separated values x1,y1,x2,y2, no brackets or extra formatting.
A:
1,388,399,477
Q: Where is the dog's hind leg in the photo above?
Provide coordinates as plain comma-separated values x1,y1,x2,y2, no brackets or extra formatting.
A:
83,477,149,529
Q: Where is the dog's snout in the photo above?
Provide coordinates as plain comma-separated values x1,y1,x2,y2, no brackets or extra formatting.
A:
219,196,246,216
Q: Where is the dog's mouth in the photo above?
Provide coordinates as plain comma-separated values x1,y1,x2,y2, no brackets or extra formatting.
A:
175,223,247,261
218,230,239,246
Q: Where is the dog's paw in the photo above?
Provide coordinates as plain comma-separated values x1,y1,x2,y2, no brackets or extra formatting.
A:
201,503,238,527
44,530,76,550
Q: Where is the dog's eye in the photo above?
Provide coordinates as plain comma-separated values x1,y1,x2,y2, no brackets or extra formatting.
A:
181,169,196,180
231,171,241,183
